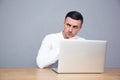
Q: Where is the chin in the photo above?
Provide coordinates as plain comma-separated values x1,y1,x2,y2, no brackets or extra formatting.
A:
67,36,73,39
66,35,74,39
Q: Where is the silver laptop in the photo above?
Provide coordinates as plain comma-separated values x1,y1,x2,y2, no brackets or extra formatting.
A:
52,39,107,73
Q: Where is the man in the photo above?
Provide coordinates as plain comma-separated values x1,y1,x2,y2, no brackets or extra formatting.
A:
36,11,85,68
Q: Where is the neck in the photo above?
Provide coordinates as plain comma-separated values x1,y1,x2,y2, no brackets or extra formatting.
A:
62,31,69,39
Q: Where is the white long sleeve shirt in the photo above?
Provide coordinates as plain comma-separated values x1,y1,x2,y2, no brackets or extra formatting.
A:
36,32,85,68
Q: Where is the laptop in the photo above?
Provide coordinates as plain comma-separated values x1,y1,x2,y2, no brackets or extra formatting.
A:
52,39,107,73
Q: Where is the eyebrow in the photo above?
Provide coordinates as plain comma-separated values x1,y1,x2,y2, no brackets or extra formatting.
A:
73,25,79,28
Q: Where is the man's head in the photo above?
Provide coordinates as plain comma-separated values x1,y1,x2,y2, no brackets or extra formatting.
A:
62,11,83,39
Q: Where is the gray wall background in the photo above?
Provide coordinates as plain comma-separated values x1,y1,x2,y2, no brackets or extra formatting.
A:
0,0,120,68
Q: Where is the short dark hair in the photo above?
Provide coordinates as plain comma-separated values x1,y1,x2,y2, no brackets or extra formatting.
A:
65,11,83,24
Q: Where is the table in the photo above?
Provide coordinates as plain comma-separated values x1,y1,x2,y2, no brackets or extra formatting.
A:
0,68,120,80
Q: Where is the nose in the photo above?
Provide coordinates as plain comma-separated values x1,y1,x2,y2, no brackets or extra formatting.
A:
69,27,73,32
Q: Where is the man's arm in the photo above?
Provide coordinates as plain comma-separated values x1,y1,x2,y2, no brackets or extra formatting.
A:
36,35,59,68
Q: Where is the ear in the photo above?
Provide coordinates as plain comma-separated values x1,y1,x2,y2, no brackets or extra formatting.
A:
79,25,82,30
64,20,66,24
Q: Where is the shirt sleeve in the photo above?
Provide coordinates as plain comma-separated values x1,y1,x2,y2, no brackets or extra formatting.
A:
36,35,59,68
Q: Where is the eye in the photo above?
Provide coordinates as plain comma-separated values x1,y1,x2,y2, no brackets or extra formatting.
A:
73,26,79,29
66,23,71,27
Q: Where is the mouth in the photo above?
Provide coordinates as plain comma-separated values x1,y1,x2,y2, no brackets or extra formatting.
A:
67,32,73,38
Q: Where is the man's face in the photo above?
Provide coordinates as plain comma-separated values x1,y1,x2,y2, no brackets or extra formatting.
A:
63,17,82,39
